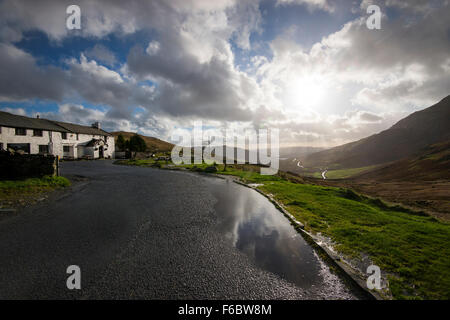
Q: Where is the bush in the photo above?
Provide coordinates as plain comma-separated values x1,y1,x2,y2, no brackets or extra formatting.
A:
204,166,218,173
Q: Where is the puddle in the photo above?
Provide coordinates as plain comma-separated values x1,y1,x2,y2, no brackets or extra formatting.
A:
208,178,358,299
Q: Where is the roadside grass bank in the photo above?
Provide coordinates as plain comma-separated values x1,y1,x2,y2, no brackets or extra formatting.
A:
115,159,450,300
0,176,71,210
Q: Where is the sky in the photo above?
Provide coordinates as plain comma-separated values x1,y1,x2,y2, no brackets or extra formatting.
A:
0,0,449,147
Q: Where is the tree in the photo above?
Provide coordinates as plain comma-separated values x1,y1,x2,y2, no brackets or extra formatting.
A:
116,134,126,151
129,134,147,158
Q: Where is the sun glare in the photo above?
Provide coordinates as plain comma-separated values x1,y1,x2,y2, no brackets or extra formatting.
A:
285,76,326,110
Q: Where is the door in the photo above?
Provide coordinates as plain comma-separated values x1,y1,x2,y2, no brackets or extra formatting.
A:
63,145,74,158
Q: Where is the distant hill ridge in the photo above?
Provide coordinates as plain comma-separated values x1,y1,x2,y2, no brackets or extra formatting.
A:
302,95,450,169
111,131,174,152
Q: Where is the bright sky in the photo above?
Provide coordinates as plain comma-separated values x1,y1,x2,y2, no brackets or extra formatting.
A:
0,0,449,147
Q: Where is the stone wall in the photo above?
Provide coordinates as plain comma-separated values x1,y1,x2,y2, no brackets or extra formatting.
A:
0,152,57,180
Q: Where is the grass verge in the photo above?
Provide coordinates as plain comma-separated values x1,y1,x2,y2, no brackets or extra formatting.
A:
0,175,71,208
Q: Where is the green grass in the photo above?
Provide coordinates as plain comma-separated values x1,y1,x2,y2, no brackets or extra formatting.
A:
114,159,157,166
116,160,450,299
0,175,71,189
259,181,449,299
218,166,283,183
0,175,71,208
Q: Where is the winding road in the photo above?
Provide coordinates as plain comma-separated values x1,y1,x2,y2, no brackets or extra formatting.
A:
0,161,358,299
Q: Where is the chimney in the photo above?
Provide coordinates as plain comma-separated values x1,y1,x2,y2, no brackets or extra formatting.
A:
91,122,101,129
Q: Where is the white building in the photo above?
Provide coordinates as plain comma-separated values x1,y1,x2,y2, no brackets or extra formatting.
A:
0,111,115,159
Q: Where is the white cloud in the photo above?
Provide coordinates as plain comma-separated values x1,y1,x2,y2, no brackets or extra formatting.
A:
247,2,450,145
0,0,448,147
71,54,124,84
85,44,117,66
0,107,26,116
276,0,334,12
146,41,161,55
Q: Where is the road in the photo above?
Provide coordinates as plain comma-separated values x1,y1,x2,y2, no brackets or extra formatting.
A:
0,161,358,299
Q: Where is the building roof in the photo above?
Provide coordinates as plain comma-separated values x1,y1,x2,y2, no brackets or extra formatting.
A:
0,111,70,132
51,120,112,136
84,138,107,147
0,111,111,136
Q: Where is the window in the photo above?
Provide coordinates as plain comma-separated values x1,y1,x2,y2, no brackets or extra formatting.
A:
0,126,2,134
0,143,3,150
63,146,70,152
33,129,43,137
61,132,67,139
7,143,30,153
15,128,27,136
38,145,49,154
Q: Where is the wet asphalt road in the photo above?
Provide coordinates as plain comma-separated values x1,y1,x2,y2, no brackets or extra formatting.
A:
0,161,357,299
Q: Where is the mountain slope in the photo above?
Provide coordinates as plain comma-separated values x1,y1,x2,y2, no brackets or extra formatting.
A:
303,95,450,169
111,131,174,152
354,140,450,181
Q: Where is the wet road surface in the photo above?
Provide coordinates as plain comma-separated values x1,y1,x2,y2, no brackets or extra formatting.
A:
0,161,358,299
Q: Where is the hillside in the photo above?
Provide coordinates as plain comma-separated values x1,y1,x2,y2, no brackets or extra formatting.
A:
302,95,450,169
111,131,174,152
354,140,450,181
279,146,324,159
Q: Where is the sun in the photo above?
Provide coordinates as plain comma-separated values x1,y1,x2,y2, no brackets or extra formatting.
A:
285,76,326,110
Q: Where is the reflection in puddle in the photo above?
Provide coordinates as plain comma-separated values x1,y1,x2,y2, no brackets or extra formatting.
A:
208,178,357,299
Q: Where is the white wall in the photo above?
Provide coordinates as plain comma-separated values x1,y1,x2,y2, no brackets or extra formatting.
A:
0,127,56,154
0,126,115,159
50,131,64,158
105,136,115,158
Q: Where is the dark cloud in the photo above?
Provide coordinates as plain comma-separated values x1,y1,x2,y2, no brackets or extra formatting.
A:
0,0,448,146
127,42,257,121
359,112,383,122
0,44,155,121
0,43,67,101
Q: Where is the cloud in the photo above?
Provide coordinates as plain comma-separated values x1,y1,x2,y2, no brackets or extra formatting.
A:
0,0,257,43
43,103,107,125
361,0,448,13
0,0,448,147
84,44,117,66
247,1,450,145
358,111,383,122
127,44,258,121
146,41,161,55
276,0,334,12
0,107,27,116
0,43,67,101
0,43,155,121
